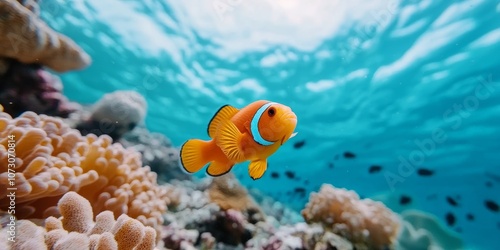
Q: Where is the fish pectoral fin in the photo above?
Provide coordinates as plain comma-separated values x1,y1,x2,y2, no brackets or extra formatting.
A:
248,159,267,180
206,161,233,177
217,119,246,162
207,105,239,138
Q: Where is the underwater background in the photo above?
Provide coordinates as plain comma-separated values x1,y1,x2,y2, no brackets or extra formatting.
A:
30,0,500,249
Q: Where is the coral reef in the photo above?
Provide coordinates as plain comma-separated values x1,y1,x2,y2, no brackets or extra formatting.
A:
119,124,187,182
247,222,354,250
161,178,375,250
0,111,168,241
0,60,81,118
75,90,147,141
66,100,185,183
0,0,91,72
0,192,157,250
207,173,265,223
301,184,401,249
0,0,90,118
250,188,304,226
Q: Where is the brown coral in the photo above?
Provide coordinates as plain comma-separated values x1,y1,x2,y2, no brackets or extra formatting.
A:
207,173,265,223
0,111,167,241
0,191,157,250
301,184,401,249
0,0,91,72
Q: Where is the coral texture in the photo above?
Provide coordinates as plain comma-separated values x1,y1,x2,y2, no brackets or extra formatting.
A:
248,222,354,250
0,192,157,250
207,173,265,223
75,90,147,141
0,111,167,241
0,60,81,118
301,184,401,249
120,124,186,183
0,0,91,72
161,178,361,249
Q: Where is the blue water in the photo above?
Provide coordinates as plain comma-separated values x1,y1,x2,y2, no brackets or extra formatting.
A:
39,0,500,249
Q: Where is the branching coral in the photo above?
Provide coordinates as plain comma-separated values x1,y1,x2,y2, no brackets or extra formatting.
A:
0,111,167,241
0,192,157,250
301,184,401,249
0,0,91,72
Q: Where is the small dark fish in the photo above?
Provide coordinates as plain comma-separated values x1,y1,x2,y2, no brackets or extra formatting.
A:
343,151,356,159
270,172,280,179
304,179,310,185
445,212,456,226
294,187,306,193
485,200,499,212
486,181,493,188
368,165,382,174
485,171,500,183
446,196,459,207
466,213,474,221
293,140,306,149
328,163,334,169
400,195,412,205
285,171,295,179
417,168,434,176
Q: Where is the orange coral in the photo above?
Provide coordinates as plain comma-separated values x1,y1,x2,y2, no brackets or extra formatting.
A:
301,184,401,249
207,173,265,222
0,111,167,241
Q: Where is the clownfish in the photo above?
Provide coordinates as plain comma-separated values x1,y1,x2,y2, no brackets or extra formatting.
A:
180,100,298,180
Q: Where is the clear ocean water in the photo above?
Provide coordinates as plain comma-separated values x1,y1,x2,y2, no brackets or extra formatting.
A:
39,0,499,249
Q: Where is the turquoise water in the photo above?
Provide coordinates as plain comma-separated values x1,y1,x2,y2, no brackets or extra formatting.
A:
40,0,499,249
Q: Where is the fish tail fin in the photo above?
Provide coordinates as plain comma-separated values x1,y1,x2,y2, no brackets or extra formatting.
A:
180,139,212,173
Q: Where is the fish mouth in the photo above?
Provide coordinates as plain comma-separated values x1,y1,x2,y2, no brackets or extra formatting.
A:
280,131,297,145
280,136,286,145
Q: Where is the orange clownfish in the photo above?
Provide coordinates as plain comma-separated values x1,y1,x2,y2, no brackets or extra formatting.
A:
180,100,298,180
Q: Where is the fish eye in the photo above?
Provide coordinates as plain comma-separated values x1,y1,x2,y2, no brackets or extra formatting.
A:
268,107,276,117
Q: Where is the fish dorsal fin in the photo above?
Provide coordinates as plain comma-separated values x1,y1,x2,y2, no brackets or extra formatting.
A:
207,105,239,138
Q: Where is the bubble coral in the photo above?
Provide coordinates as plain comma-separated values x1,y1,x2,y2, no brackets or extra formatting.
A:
0,111,168,242
0,191,157,250
301,184,401,249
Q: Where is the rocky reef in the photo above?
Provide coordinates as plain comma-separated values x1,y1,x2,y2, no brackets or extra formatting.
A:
0,0,90,118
